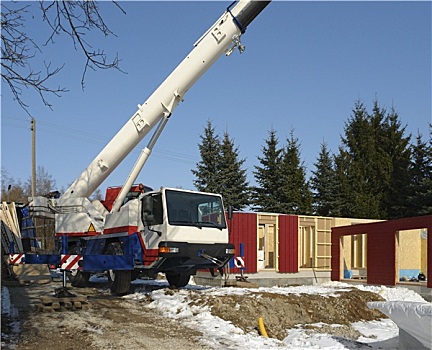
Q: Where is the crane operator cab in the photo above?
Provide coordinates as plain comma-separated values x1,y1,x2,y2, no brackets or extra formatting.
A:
122,183,153,206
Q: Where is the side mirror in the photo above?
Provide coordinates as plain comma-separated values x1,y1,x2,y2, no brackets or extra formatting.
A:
141,196,154,225
142,195,153,213
144,214,155,225
227,205,233,220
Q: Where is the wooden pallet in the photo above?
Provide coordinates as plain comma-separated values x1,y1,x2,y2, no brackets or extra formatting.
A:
36,294,89,312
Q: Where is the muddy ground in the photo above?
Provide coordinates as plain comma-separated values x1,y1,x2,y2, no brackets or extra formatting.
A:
1,279,209,350
1,277,386,349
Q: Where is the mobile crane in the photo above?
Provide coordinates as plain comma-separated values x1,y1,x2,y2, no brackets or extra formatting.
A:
10,0,270,294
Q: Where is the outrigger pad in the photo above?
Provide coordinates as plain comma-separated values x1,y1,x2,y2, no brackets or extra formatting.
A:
54,286,76,298
36,288,89,312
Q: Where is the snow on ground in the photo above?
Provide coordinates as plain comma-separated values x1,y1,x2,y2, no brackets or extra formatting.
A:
1,285,20,348
125,280,427,350
1,278,429,349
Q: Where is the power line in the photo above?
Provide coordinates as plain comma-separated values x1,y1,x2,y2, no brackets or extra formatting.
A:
2,117,200,165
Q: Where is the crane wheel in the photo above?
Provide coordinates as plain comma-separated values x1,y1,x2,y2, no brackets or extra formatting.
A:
67,246,90,287
106,242,131,295
166,272,190,288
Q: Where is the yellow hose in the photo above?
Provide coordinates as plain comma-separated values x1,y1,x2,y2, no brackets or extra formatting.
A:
258,317,269,338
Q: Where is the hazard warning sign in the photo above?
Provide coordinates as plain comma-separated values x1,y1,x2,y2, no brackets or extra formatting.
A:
234,257,245,268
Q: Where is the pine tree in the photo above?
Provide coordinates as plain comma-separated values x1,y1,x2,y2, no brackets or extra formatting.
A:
422,125,432,214
380,106,411,218
310,142,338,216
252,129,283,212
279,130,312,215
218,132,250,210
335,100,413,219
336,101,382,218
407,126,432,216
192,122,250,210
333,147,355,217
192,120,221,193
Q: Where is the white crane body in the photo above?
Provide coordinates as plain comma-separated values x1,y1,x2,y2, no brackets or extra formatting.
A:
23,1,270,292
63,0,267,199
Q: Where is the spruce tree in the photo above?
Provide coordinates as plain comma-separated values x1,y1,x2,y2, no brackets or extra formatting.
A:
335,100,413,219
336,101,382,218
422,125,432,214
279,130,312,215
192,120,221,193
253,129,283,212
310,142,338,216
407,126,432,215
218,132,250,210
333,147,355,217
380,106,411,218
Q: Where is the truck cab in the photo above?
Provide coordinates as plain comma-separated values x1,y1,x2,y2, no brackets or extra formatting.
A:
86,187,234,293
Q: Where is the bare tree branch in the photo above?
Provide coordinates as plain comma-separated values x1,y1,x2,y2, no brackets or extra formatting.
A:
1,3,67,114
1,1,125,115
39,0,125,88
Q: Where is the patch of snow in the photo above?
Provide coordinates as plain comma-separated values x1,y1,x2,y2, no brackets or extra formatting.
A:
3,278,429,349
127,281,429,349
1,286,20,349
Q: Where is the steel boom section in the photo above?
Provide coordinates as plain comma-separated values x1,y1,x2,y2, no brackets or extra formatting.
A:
63,0,270,199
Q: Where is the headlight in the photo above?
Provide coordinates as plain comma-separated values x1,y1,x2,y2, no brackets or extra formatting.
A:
225,248,235,255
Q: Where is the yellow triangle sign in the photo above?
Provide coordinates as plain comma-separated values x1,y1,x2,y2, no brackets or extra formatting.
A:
88,223,96,233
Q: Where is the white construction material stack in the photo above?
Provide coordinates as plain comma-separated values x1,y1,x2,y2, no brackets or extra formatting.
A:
0,202,23,253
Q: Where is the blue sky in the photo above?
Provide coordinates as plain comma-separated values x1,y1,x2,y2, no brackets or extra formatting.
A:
1,1,431,195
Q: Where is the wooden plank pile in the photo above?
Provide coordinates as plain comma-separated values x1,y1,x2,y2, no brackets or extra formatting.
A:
35,288,89,312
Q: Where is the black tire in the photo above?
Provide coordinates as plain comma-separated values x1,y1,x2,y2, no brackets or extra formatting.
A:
166,272,190,288
131,270,140,281
67,245,90,287
106,242,131,295
69,269,91,287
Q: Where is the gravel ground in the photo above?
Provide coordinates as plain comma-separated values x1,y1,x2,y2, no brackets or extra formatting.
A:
1,279,210,350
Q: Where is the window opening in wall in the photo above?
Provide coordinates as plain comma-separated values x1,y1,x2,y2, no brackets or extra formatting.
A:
299,217,332,270
299,225,314,268
351,234,367,269
258,223,276,270
397,229,427,283
342,233,367,280
316,218,332,270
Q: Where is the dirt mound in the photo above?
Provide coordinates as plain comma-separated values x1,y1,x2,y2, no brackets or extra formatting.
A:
186,288,386,340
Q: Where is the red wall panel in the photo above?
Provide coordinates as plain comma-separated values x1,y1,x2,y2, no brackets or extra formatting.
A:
228,212,257,273
278,215,299,273
367,228,396,286
331,232,341,281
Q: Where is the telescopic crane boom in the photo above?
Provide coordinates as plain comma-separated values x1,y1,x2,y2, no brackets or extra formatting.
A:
19,0,271,294
62,1,270,200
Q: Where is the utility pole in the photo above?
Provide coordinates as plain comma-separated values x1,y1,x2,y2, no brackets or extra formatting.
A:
30,118,36,197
